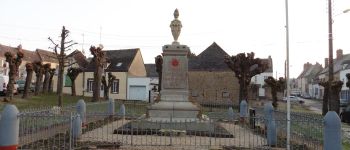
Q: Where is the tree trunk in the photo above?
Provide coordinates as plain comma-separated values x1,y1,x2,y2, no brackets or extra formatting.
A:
272,89,278,108
6,70,16,100
48,76,53,93
42,71,50,93
322,86,329,115
48,71,55,93
22,71,33,99
92,66,102,102
104,85,108,100
71,79,76,96
57,62,64,106
34,73,43,96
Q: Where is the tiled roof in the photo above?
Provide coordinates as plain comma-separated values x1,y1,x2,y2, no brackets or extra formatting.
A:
189,42,273,72
298,63,323,79
319,54,350,75
145,64,158,77
189,42,230,71
36,49,58,63
0,44,40,62
85,48,139,72
67,50,88,68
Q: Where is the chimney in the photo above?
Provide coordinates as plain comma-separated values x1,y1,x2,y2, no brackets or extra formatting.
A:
325,58,329,68
303,62,311,71
336,49,343,60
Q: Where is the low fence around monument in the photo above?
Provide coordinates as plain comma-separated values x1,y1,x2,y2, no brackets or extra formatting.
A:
0,99,338,149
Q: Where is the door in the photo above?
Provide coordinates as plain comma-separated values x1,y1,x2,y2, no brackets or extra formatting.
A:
129,86,147,100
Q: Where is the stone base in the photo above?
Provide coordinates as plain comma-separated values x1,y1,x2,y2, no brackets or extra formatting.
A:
147,101,200,122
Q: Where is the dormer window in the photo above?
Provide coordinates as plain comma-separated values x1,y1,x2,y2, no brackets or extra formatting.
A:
116,62,122,67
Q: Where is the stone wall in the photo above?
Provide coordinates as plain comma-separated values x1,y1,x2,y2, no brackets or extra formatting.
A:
188,71,239,104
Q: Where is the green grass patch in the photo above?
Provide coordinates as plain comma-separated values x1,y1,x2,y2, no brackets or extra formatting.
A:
343,142,350,150
0,93,92,111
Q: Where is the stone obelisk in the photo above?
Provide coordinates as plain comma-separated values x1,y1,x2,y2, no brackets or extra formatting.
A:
147,9,200,121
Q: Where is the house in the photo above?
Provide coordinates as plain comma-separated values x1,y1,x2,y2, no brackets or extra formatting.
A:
57,50,88,95
82,48,148,100
0,44,41,79
296,62,323,98
315,49,350,99
35,49,59,68
0,44,59,81
145,64,159,102
250,56,273,99
188,42,239,103
339,65,350,101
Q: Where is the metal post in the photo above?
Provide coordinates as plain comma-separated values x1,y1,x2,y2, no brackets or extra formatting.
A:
324,111,341,150
285,0,291,149
76,99,86,126
0,105,19,150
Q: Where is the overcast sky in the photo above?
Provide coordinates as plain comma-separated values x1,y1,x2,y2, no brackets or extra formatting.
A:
0,0,349,78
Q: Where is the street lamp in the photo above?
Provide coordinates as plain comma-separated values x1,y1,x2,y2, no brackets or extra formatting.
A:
328,0,349,113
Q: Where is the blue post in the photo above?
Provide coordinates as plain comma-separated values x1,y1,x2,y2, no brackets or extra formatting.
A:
0,105,19,150
76,99,86,126
228,106,234,121
108,98,115,116
324,111,341,150
119,103,125,118
240,100,248,118
264,102,277,146
72,114,82,139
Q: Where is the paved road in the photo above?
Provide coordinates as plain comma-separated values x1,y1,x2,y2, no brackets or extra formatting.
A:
301,98,322,114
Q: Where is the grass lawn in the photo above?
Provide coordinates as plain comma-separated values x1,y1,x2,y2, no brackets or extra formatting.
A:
0,93,92,111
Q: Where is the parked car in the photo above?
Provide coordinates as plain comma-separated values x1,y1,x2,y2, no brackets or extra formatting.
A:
282,96,304,104
302,94,311,99
0,75,18,95
340,106,350,123
16,80,35,93
340,98,349,107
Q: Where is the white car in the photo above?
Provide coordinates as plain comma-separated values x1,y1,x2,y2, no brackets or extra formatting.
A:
282,96,304,103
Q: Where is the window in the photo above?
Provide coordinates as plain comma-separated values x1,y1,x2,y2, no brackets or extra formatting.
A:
64,75,72,87
111,79,119,93
87,78,94,92
222,91,230,98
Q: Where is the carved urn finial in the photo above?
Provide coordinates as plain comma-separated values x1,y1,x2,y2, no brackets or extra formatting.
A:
170,8,182,45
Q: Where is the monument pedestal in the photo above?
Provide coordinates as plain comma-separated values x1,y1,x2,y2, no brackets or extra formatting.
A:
147,44,200,122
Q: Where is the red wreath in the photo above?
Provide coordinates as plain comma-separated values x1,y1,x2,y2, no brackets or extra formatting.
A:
171,58,179,67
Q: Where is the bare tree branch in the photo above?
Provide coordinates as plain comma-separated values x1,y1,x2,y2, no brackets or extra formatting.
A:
64,40,73,44
64,62,77,67
48,37,58,46
64,43,78,49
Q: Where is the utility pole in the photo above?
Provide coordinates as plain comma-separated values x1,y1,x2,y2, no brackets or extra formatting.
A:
327,0,334,111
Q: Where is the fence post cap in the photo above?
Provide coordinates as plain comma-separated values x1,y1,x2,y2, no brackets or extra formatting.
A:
0,104,19,120
324,111,341,127
77,99,85,104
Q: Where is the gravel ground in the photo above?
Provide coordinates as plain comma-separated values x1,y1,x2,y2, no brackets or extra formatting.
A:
79,119,267,149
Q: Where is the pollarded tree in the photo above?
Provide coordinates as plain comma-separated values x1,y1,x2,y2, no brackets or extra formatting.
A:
4,46,24,100
67,67,82,96
264,77,286,108
48,68,56,93
48,26,77,106
42,63,51,94
155,55,163,92
319,79,343,115
22,63,34,99
90,46,105,102
33,61,44,96
224,52,268,104
102,72,116,100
